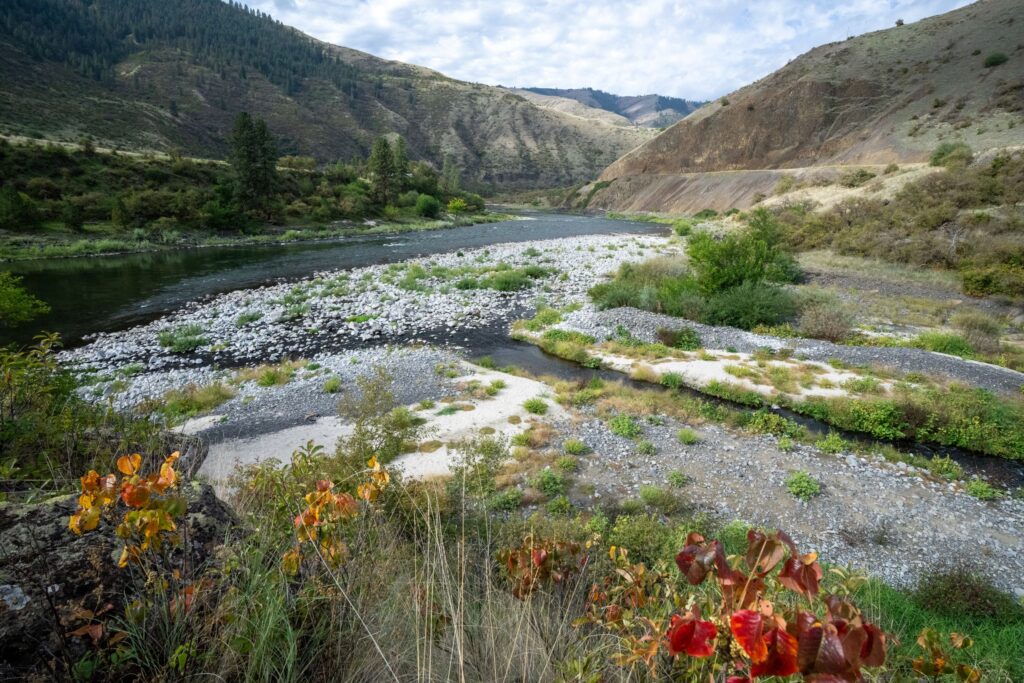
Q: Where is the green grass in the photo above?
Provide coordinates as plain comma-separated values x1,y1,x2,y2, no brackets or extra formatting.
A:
153,382,235,423
157,324,209,353
522,397,548,415
323,376,342,394
563,438,588,455
965,478,1002,501
676,428,700,445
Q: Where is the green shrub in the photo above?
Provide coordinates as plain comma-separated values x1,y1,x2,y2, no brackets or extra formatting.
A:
667,471,689,487
930,142,973,168
839,169,876,188
414,193,441,218
522,308,562,331
701,282,797,329
636,439,656,455
563,438,588,455
785,471,821,501
608,413,642,439
323,376,342,394
965,478,1001,501
912,332,975,358
0,272,50,326
489,487,523,511
928,455,964,481
676,428,700,445
815,431,849,454
522,397,548,415
745,410,805,438
656,326,701,350
608,514,671,565
446,197,469,213
531,468,567,497
545,495,572,515
983,52,1008,68
487,270,530,291
639,485,683,515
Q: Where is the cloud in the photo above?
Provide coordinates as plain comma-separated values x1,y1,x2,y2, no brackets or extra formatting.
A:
240,0,972,99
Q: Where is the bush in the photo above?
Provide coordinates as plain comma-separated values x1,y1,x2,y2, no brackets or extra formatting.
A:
785,470,821,500
661,372,685,390
815,431,848,454
930,142,973,168
489,487,523,511
0,186,41,231
656,326,701,350
522,397,548,415
486,270,530,291
983,52,1008,68
0,272,49,326
531,468,566,497
701,281,796,329
414,193,441,218
797,303,852,342
965,478,1001,501
912,332,974,358
639,485,683,514
323,376,342,394
636,439,656,455
446,197,469,213
608,414,642,439
608,513,671,565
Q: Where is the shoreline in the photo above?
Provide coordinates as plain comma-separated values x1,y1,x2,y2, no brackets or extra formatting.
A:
0,211,517,264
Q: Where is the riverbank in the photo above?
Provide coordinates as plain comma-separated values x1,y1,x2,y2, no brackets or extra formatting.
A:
0,211,513,262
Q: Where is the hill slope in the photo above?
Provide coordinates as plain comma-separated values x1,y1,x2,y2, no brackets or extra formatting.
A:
522,87,704,127
0,0,649,190
587,0,1023,212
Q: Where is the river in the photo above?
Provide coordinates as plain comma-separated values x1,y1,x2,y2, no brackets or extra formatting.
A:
2,211,662,347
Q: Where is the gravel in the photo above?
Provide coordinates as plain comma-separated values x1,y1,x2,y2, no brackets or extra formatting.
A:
552,409,1024,594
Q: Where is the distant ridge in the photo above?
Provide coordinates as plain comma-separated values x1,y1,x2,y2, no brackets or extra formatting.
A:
522,87,705,127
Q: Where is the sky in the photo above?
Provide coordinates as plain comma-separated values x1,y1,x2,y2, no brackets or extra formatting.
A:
245,0,973,100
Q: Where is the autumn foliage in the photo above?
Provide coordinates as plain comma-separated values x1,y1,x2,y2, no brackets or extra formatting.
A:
69,452,185,567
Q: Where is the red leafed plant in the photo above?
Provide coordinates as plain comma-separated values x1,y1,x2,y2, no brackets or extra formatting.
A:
69,452,186,568
571,529,890,681
497,534,586,599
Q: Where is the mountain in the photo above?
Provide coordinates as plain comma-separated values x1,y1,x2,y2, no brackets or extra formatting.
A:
0,0,650,190
584,0,1024,213
520,87,704,128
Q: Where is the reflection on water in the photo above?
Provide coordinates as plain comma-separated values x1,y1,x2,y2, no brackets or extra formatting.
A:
2,212,662,347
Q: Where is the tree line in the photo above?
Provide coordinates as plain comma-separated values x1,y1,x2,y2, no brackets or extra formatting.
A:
0,113,485,236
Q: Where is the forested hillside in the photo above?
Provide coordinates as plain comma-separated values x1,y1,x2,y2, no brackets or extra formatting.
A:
0,0,647,189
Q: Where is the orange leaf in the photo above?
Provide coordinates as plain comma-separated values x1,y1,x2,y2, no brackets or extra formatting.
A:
730,609,768,663
117,454,142,476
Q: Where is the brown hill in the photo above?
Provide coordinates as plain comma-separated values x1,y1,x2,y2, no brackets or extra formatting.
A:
0,0,649,190
586,0,1023,212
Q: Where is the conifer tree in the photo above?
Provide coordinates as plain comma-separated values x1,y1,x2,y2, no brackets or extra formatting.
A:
230,112,277,214
368,137,396,206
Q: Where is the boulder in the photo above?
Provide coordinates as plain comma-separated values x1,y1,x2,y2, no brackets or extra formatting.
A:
0,481,235,678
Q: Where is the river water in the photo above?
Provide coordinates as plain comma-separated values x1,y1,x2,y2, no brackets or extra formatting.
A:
2,211,662,347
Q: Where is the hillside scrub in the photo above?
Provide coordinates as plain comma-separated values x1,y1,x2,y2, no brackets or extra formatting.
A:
591,209,802,329
774,149,1024,297
0,129,488,258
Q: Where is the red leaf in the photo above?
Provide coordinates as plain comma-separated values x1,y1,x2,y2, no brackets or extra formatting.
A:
666,612,718,657
675,535,727,586
751,628,798,678
859,622,887,667
778,552,822,598
744,529,787,574
531,548,548,567
730,609,767,663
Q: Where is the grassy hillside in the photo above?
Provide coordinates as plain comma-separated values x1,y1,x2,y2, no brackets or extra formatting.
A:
0,0,648,190
586,0,1023,212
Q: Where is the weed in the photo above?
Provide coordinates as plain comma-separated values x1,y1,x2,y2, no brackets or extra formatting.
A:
815,431,849,454
563,438,588,455
523,397,548,415
608,413,642,439
676,428,700,445
965,478,1001,501
786,471,822,501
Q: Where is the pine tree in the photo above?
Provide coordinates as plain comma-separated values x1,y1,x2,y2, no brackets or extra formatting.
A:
368,137,396,207
230,112,277,214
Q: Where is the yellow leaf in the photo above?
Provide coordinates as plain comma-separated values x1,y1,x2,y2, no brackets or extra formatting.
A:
118,546,129,568
116,454,142,476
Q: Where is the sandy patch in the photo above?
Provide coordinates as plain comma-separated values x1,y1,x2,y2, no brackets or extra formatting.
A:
595,349,888,401
198,363,563,491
